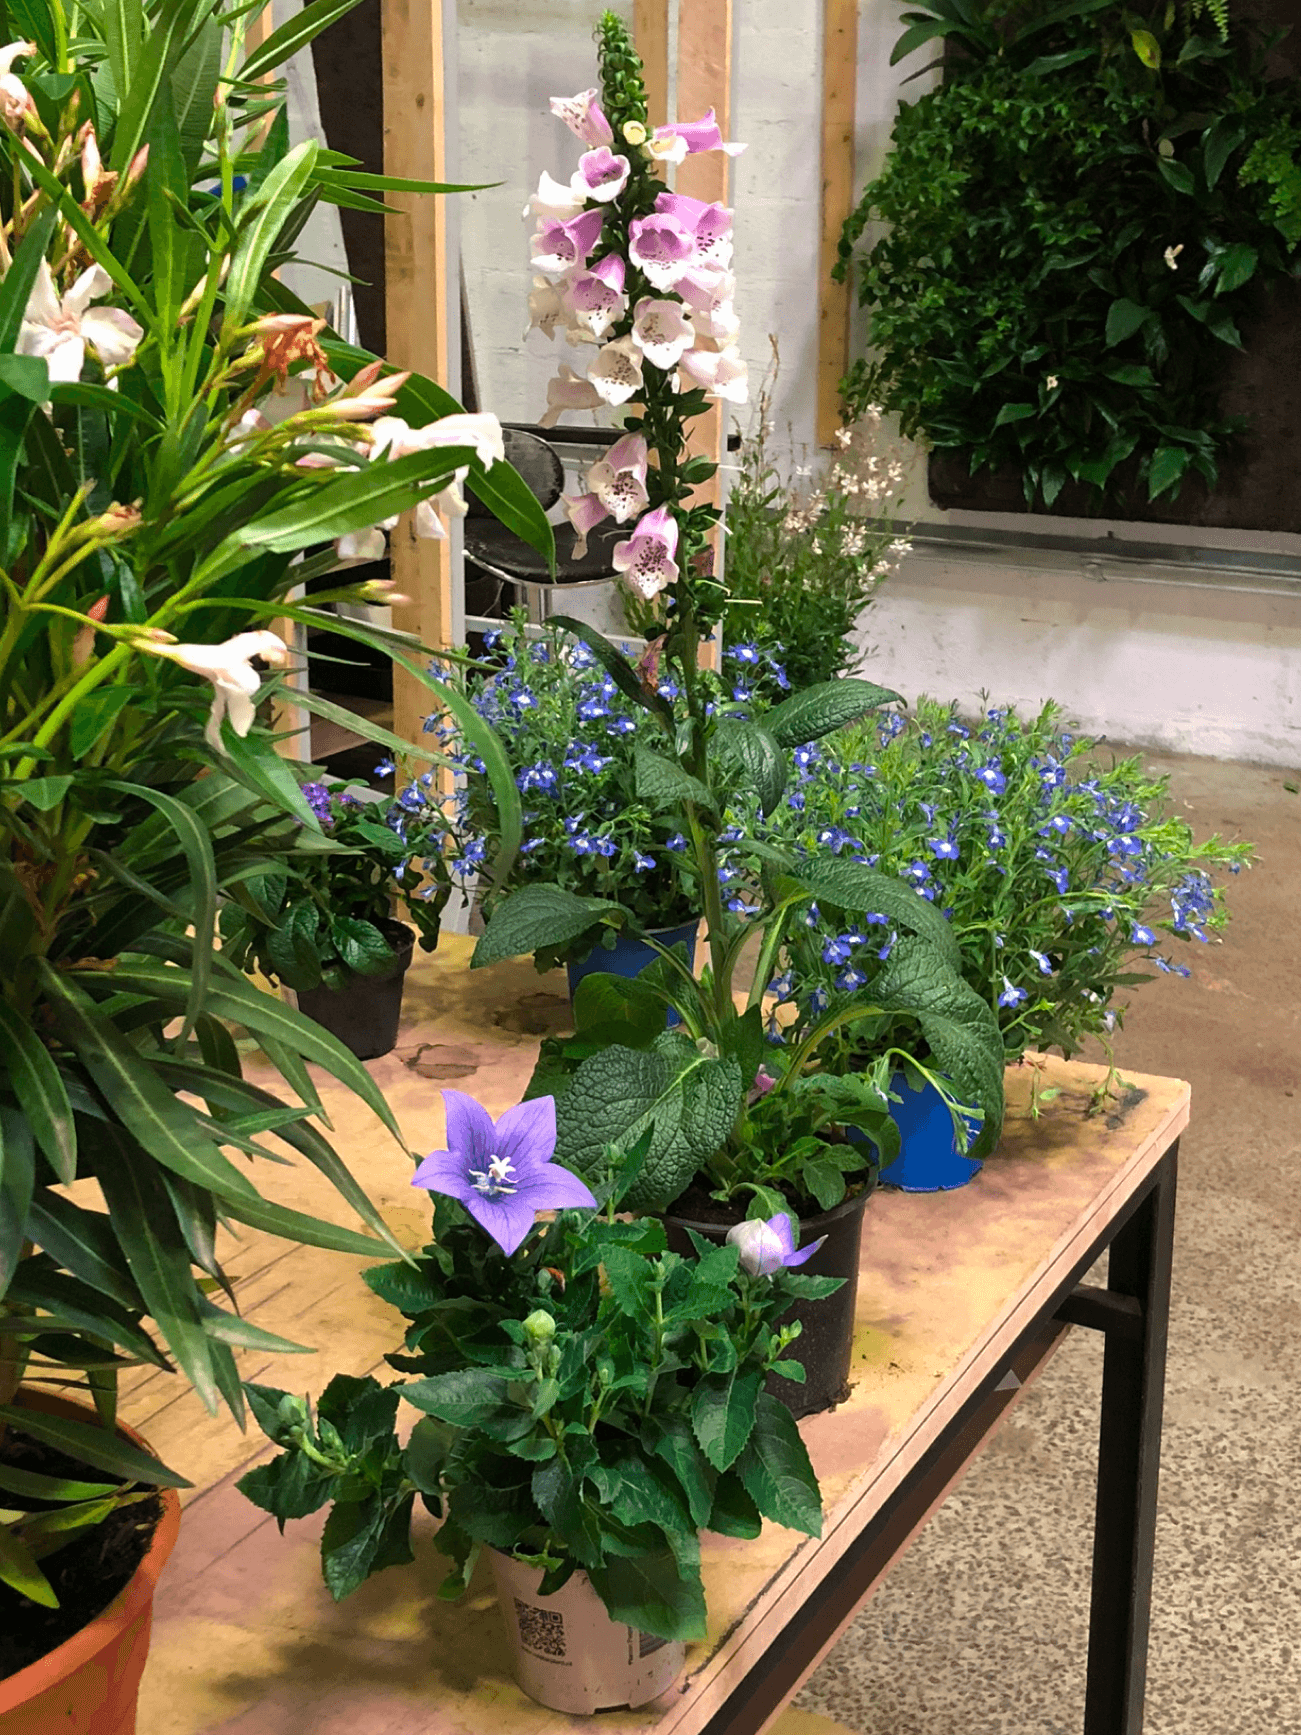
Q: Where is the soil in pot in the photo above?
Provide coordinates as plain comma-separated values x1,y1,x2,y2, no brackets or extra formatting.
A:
296,917,415,1061
663,1181,873,1420
0,1421,163,1680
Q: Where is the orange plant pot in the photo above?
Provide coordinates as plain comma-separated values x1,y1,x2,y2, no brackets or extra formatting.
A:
0,1390,182,1735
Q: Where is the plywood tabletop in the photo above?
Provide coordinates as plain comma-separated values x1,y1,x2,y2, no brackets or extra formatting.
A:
124,940,1189,1735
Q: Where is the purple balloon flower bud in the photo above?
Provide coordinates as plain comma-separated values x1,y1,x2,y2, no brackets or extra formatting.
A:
726,1213,825,1277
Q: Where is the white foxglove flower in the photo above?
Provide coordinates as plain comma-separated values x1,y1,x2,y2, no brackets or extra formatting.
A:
139,631,292,752
631,297,696,370
587,334,644,406
692,298,740,346
522,170,586,223
539,363,603,428
571,145,631,204
17,261,143,386
525,276,567,341
585,432,650,523
676,264,736,315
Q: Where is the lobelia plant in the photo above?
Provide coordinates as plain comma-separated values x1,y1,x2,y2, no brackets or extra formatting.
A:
763,699,1252,1101
470,13,1006,1223
217,770,452,994
238,1092,835,1640
0,0,545,1612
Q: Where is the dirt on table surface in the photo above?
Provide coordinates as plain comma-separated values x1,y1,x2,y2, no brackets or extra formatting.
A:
0,1421,164,1681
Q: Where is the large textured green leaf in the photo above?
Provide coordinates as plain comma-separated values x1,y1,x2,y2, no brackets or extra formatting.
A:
0,1002,76,1183
766,679,902,749
472,885,624,969
633,746,715,816
734,1392,822,1536
553,1038,742,1212
712,720,787,817
691,1365,762,1473
588,1548,706,1643
871,938,1005,1156
790,858,962,969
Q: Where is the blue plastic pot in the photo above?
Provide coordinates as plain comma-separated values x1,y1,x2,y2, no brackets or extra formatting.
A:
565,920,700,1012
878,1072,983,1192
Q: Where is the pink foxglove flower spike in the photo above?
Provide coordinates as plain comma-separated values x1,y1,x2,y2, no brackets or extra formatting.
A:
539,363,603,428
613,504,680,601
655,192,734,270
523,169,586,222
627,211,697,291
562,490,609,558
653,109,747,160
531,208,605,278
566,263,626,341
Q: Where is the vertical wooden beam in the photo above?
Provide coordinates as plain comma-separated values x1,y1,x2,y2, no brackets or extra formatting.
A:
675,0,733,662
633,0,670,133
382,0,453,748
816,0,858,447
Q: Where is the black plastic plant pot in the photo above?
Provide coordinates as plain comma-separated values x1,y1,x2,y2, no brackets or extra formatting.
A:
662,1185,872,1419
294,920,415,1061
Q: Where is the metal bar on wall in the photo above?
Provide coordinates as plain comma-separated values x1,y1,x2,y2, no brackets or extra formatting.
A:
817,0,858,448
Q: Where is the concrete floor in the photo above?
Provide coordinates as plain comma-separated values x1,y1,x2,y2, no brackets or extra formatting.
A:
795,748,1301,1735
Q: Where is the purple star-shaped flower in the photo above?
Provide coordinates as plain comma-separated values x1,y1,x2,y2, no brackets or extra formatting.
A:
411,1091,596,1255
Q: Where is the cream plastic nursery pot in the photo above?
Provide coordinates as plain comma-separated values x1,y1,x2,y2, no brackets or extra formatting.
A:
489,1548,686,1714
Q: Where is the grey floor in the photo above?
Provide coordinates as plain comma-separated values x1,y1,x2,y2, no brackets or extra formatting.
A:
795,748,1301,1735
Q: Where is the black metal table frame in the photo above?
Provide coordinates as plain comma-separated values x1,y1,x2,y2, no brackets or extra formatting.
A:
703,1137,1180,1735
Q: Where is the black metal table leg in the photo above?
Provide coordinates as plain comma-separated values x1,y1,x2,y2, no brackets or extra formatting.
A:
1083,1140,1179,1735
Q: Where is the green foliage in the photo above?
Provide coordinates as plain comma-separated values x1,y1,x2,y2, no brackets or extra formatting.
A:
239,1175,830,1640
217,776,450,992
839,0,1301,507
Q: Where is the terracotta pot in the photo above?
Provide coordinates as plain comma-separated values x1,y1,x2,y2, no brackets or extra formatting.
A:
0,1390,182,1735
488,1548,685,1714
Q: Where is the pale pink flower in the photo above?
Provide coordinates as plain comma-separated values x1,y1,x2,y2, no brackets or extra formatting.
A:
369,410,503,469
678,343,748,403
0,41,35,132
550,88,614,147
653,109,746,159
585,432,650,524
530,208,605,278
539,363,603,428
571,145,631,204
655,192,734,270
613,504,680,600
676,264,736,314
562,490,609,559
526,277,567,341
139,631,291,751
587,334,644,407
336,527,388,562
328,362,411,421
627,212,697,291
566,254,626,340
17,261,143,385
631,297,695,370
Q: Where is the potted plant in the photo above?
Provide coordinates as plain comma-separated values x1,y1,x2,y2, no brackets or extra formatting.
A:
239,1091,836,1712
467,15,1007,1415
764,698,1252,1179
0,0,542,1718
445,612,702,997
218,771,452,1059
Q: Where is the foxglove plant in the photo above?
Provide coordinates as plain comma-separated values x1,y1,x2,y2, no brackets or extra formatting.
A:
239,1098,834,1639
473,15,1007,1221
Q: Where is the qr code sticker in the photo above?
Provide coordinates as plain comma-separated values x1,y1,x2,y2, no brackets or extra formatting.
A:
516,1598,567,1659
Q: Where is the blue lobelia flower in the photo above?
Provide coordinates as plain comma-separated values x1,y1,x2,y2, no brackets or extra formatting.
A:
1131,923,1156,945
1045,866,1070,894
928,835,960,861
411,1091,595,1255
373,759,395,778
632,851,657,872
665,832,688,852
904,859,932,884
1028,948,1054,975
1155,958,1192,977
727,896,761,915
822,934,854,966
771,662,791,690
976,764,1007,796
726,642,762,664
998,976,1028,1008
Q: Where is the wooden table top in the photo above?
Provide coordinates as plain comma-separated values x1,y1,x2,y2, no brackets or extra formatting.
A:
123,937,1190,1735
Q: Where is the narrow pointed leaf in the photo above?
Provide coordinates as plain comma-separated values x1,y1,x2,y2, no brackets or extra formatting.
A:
0,1404,191,1487
0,1002,76,1183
